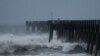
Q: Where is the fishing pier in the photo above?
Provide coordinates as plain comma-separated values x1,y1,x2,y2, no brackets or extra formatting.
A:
26,20,100,56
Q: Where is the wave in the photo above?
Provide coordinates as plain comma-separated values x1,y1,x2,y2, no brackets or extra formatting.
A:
0,33,90,56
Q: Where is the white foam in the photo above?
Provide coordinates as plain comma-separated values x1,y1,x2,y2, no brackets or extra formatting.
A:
8,53,91,56
34,53,90,56
0,33,90,56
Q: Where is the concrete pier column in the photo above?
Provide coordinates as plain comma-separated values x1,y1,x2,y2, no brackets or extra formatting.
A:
26,21,31,32
95,32,100,56
49,24,53,42
86,30,91,53
89,32,96,54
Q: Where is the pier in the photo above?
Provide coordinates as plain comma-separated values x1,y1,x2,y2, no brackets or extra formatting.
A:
26,20,100,56
26,21,48,32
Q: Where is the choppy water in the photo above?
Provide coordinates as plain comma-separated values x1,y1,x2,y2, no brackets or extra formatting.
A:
0,25,91,56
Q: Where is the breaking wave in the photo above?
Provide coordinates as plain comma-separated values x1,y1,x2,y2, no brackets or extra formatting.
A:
0,33,90,56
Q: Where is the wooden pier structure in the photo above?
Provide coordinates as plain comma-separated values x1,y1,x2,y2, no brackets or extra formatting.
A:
26,20,100,56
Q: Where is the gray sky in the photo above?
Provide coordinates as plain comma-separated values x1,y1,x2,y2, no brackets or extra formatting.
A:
0,0,100,24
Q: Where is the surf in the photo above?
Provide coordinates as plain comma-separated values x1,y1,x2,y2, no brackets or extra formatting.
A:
0,33,90,56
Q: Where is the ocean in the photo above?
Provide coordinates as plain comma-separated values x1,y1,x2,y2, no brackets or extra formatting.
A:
0,25,91,56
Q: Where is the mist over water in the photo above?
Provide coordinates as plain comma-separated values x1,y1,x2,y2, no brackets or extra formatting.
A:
0,25,91,56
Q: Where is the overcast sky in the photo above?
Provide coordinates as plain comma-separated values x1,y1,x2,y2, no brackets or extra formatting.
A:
0,0,100,24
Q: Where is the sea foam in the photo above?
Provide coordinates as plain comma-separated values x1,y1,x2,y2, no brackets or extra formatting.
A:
0,33,90,56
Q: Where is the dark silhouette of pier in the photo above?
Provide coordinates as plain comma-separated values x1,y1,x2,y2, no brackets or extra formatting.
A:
26,20,100,56
26,21,48,32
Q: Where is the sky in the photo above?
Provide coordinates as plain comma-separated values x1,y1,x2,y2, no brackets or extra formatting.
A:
0,0,100,25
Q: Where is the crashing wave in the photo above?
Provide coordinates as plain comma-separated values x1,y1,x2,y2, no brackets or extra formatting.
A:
0,33,90,56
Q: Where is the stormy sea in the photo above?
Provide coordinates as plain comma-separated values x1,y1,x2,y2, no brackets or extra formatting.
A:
0,25,91,56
